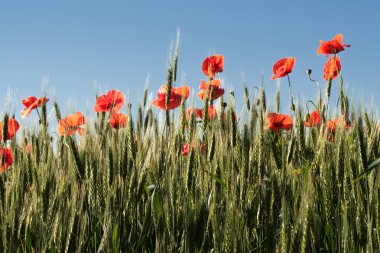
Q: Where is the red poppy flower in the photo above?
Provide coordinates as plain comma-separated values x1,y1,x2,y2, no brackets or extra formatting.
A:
271,57,296,80
0,118,20,141
324,56,342,81
326,116,352,133
58,112,85,136
317,34,350,56
197,79,224,101
326,119,339,132
20,96,49,118
109,113,127,129
182,142,189,156
0,147,13,173
202,54,224,78
94,90,125,114
186,106,218,121
181,140,206,156
324,116,352,142
304,110,321,127
152,85,190,110
265,113,293,132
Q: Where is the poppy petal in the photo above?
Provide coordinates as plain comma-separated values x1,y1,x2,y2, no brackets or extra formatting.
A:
202,54,224,77
109,113,128,129
0,147,13,173
172,86,190,99
333,33,343,44
21,96,38,108
152,85,189,110
265,113,293,131
272,58,295,79
324,56,342,80
94,90,125,113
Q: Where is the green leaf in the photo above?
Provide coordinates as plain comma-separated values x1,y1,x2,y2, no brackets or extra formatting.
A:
151,189,164,223
354,157,380,182
112,224,119,253
137,201,152,249
25,226,32,252
205,170,226,188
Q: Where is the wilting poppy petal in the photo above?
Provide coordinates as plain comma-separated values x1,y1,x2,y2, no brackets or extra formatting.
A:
202,54,224,77
20,96,49,118
0,118,20,141
317,34,350,56
199,79,221,90
304,110,321,127
197,87,225,101
152,85,190,110
186,106,218,121
0,147,13,173
58,112,85,136
271,57,295,80
265,113,293,132
94,89,125,113
197,79,224,101
109,113,128,129
324,56,342,81
327,119,338,132
21,96,38,108
325,116,352,133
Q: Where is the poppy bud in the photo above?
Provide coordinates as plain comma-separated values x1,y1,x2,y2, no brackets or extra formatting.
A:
291,103,296,111
222,102,227,108
307,69,312,76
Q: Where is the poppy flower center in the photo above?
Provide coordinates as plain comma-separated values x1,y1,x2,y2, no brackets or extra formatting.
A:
107,102,116,110
273,122,284,127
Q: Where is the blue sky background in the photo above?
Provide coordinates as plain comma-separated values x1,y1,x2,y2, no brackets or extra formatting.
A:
1,0,379,121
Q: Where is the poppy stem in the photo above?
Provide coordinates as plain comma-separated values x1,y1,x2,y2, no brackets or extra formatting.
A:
287,74,295,111
307,69,322,108
306,101,319,115
36,108,41,122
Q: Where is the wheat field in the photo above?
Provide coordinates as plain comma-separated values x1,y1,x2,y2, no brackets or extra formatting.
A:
1,35,380,253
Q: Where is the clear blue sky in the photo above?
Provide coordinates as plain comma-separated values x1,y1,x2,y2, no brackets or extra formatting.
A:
1,0,379,119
